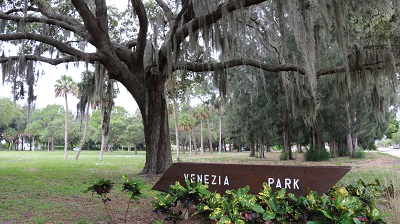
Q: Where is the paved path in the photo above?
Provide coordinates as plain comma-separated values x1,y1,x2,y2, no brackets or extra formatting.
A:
377,147,400,158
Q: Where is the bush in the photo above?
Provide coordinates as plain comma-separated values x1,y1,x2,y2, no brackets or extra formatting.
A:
153,179,390,223
355,147,367,159
279,150,288,160
54,146,64,150
304,148,331,161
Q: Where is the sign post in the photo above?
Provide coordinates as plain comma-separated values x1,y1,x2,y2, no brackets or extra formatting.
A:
152,163,351,197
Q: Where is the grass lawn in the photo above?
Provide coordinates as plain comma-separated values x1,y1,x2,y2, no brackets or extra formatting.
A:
0,150,399,223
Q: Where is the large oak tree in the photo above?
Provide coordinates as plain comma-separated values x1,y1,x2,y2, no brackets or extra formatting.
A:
1,0,399,173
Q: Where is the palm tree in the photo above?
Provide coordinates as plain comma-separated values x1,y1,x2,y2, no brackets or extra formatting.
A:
194,105,208,155
205,106,213,154
178,113,195,155
54,75,77,160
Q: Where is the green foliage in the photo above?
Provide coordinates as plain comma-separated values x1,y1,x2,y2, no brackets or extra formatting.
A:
0,97,24,130
85,175,145,223
152,179,211,222
280,150,288,160
385,118,399,139
304,148,331,162
153,179,389,223
85,178,114,203
354,148,367,159
122,174,144,201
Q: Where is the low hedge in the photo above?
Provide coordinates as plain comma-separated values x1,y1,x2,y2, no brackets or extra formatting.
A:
152,179,391,223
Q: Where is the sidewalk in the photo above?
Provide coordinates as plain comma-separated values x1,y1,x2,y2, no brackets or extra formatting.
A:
377,147,400,158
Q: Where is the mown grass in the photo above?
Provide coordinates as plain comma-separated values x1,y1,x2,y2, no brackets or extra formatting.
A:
0,150,399,223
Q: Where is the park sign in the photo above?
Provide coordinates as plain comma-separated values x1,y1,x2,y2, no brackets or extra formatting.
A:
152,163,351,197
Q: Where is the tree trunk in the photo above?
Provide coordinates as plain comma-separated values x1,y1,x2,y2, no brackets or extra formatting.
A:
259,134,264,158
187,98,198,154
64,94,69,159
51,137,54,152
347,133,354,157
250,141,255,157
265,135,271,152
206,117,213,154
200,118,204,155
99,129,106,162
134,143,137,155
352,135,358,152
138,81,172,174
218,115,222,156
282,110,292,160
75,103,90,160
172,98,180,159
329,138,336,157
189,133,192,155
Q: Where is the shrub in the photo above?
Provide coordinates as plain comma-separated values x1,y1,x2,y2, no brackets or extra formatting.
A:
355,147,367,159
152,179,211,222
54,146,64,150
304,148,331,161
279,150,288,160
153,179,390,223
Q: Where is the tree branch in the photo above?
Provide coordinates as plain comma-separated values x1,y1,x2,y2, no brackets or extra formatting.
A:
95,0,109,40
0,54,100,65
70,0,107,50
155,0,174,21
0,33,90,59
0,12,91,41
174,58,306,74
173,0,267,48
174,58,385,77
131,0,148,63
34,0,86,31
5,6,39,15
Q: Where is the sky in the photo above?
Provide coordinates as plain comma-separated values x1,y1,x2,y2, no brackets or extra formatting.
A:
0,1,139,115
0,63,139,115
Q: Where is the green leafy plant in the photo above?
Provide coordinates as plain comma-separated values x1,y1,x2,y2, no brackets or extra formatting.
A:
152,179,211,222
153,179,390,224
85,179,115,222
85,175,144,223
122,174,145,222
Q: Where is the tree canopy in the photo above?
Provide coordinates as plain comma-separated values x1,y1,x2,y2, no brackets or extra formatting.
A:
1,0,399,173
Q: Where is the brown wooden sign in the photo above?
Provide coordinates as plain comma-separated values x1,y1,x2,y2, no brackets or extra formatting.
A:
152,163,351,197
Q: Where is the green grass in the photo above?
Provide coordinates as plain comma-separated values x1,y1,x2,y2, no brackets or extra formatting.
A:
0,150,148,223
0,150,398,223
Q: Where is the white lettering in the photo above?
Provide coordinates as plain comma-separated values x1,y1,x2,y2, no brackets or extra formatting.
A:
204,175,209,184
212,175,217,185
268,178,274,187
190,174,195,183
183,173,229,186
293,179,299,189
224,176,229,185
276,179,281,188
285,178,291,189
197,175,202,183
